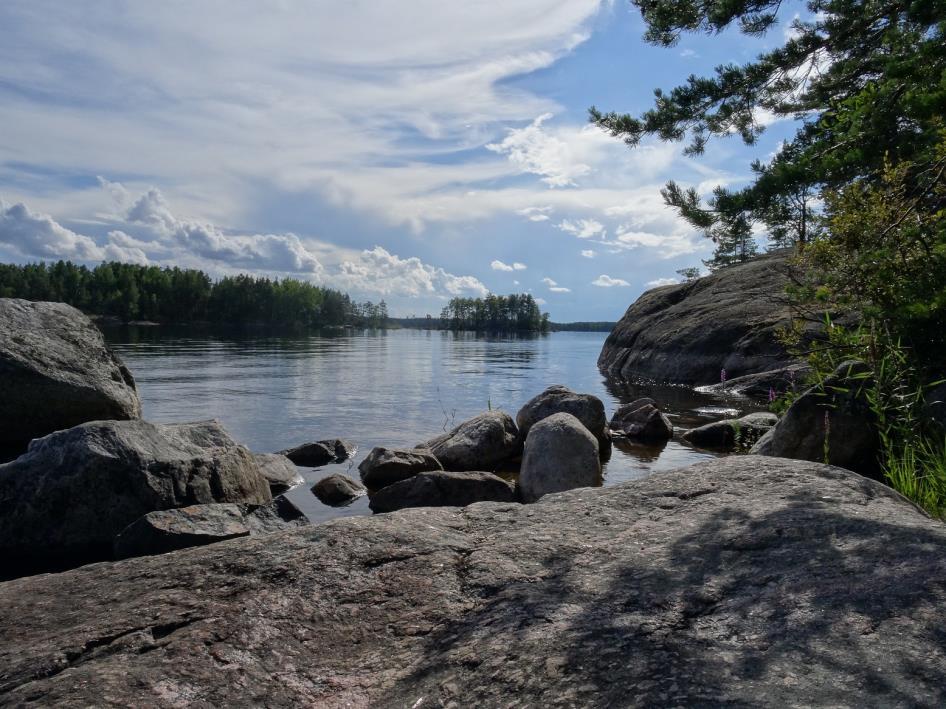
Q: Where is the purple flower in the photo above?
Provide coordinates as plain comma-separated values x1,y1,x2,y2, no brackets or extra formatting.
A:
720,368,727,383
768,387,777,403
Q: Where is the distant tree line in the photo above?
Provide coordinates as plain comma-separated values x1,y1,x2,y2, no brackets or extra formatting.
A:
439,294,549,332
0,261,388,328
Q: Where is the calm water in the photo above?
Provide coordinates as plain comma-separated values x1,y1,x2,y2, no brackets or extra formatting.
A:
104,327,757,523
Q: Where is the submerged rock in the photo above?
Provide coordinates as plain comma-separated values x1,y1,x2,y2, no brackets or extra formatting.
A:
610,399,673,442
358,447,442,490
368,470,517,513
0,298,142,456
312,473,366,506
683,411,779,450
254,453,304,494
421,411,521,471
0,419,271,575
519,412,601,503
3,457,944,706
751,361,882,478
516,385,610,453
280,438,355,467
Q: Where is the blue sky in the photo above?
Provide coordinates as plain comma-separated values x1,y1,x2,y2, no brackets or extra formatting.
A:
0,1,802,320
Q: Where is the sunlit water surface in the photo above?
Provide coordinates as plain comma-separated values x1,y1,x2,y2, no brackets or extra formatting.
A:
105,327,760,523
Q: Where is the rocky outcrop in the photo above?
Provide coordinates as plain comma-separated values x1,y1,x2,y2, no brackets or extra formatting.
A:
519,412,601,503
421,411,521,471
683,412,779,450
0,298,142,456
368,471,517,513
599,252,797,385
280,438,355,467
610,398,674,442
516,385,610,453
0,419,271,575
2,457,945,707
358,447,443,490
751,361,882,478
698,364,810,402
312,473,366,506
254,453,303,494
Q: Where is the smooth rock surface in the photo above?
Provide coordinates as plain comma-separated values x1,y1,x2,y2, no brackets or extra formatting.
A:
421,411,521,471
114,504,250,559
610,400,674,442
242,496,310,535
0,419,271,575
368,470,517,513
254,453,303,494
2,457,944,707
699,364,810,401
358,446,443,490
280,438,355,467
0,298,142,455
683,412,779,450
519,412,601,503
751,361,882,478
599,251,798,384
312,473,366,506
516,385,610,452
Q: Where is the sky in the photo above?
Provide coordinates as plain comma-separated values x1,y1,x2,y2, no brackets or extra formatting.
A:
0,1,802,320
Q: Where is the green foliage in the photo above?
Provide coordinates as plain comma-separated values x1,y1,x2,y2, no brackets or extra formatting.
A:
439,293,549,333
592,0,946,259
0,260,387,329
675,267,701,282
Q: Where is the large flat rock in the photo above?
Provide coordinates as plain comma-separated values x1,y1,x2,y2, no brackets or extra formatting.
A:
1,456,945,707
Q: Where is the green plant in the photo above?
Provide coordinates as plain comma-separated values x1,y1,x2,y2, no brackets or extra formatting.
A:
884,436,946,521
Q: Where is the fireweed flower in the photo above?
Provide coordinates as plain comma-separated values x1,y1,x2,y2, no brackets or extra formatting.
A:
720,368,727,383
769,387,777,403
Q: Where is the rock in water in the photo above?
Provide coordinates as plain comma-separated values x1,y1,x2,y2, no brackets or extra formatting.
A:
0,419,271,575
280,439,355,466
683,411,779,450
598,251,798,384
312,473,366,506
610,399,673,442
516,385,610,452
368,471,517,513
254,453,304,494
0,298,142,455
421,411,521,471
114,504,250,559
699,365,809,401
2,457,944,707
358,447,442,490
751,361,882,478
519,412,601,503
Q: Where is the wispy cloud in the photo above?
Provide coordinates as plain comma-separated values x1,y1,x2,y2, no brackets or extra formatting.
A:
591,274,629,287
491,259,527,271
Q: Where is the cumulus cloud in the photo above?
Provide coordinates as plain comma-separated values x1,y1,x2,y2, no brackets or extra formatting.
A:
557,218,605,239
335,246,487,298
646,277,679,288
491,259,527,272
581,249,596,258
487,113,597,187
541,277,571,293
613,228,703,259
517,206,553,222
591,274,630,287
0,198,104,261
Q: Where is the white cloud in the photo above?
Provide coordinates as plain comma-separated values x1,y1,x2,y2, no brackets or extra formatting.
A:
557,218,605,239
646,277,679,288
517,206,553,222
591,274,630,287
613,228,703,259
549,286,571,293
335,246,487,298
492,259,527,271
581,249,596,258
542,277,558,286
534,297,547,305
0,198,104,261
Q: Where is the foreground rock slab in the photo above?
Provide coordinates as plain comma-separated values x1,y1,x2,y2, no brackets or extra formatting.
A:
1,457,944,707
0,419,271,575
368,470,517,513
0,298,142,455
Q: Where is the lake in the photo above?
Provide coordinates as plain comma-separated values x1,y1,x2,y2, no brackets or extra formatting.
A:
104,327,756,523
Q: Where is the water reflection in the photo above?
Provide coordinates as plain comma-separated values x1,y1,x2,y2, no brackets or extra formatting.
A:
104,327,764,524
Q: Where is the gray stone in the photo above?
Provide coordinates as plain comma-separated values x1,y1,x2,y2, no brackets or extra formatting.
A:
751,361,882,478
254,453,303,494
421,411,521,471
114,504,250,559
519,412,601,503
0,419,271,576
610,400,673,442
280,438,355,467
368,471,517,513
358,446,443,490
516,385,610,452
0,298,142,455
599,251,802,384
683,411,779,450
700,364,810,401
2,457,945,707
312,473,366,506
242,495,310,535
